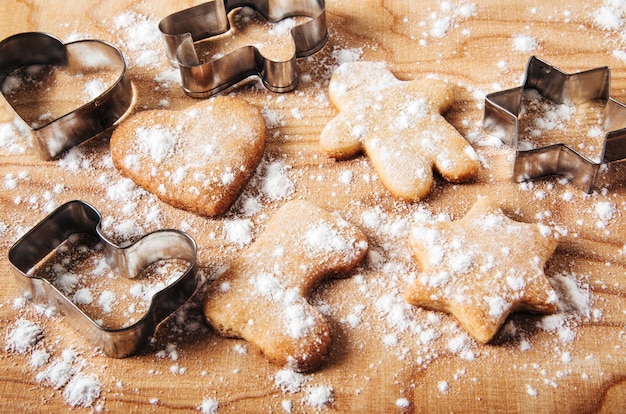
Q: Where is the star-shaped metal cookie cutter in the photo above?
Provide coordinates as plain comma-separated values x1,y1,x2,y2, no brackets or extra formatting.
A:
158,0,327,97
8,200,198,358
0,32,133,160
483,56,626,192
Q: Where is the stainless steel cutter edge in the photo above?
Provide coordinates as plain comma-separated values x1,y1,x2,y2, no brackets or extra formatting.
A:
0,32,133,160
158,0,327,97
7,200,198,358
483,55,626,193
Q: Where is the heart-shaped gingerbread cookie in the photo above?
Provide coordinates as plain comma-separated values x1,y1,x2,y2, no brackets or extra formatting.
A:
110,97,265,216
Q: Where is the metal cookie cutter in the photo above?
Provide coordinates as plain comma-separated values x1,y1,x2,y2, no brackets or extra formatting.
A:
0,32,133,160
8,200,198,358
158,0,327,97
483,56,626,192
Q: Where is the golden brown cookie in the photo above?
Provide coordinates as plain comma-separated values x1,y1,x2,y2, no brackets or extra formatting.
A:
320,61,479,201
110,96,265,216
203,200,369,371
405,196,559,343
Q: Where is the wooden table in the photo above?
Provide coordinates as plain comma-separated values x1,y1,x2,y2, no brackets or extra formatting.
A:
1,0,626,412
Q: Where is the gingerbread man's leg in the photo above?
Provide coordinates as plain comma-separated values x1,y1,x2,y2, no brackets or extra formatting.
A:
203,200,368,371
364,137,434,201
430,117,480,183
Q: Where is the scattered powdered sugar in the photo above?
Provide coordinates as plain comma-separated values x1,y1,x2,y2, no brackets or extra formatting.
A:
512,34,539,53
422,1,477,39
269,18,297,36
136,126,179,164
63,373,101,407
305,222,349,253
198,397,219,414
548,272,591,318
274,368,309,393
396,397,410,408
526,384,538,397
5,319,44,354
30,349,51,368
594,200,616,227
84,79,107,101
593,1,626,30
36,349,79,389
304,385,333,408
0,121,27,154
98,290,117,314
261,161,295,200
250,273,316,338
224,219,254,245
331,47,363,66
112,11,162,68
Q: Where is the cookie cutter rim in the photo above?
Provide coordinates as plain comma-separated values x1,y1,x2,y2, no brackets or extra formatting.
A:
483,55,626,193
0,32,133,160
7,200,198,358
158,0,327,97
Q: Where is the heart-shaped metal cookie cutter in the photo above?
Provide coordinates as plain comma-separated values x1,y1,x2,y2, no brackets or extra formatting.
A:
8,200,198,358
158,0,327,97
0,32,133,160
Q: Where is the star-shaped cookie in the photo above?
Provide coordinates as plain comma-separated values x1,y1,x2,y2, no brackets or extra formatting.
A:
320,61,479,201
405,197,559,343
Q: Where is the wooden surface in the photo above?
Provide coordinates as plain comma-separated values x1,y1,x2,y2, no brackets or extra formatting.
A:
1,0,626,412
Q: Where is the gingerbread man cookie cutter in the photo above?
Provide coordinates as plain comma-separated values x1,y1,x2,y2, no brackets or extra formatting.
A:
8,200,198,358
158,0,327,97
0,32,133,160
483,56,626,192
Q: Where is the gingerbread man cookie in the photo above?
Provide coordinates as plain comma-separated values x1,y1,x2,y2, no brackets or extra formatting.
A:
320,61,479,201
405,196,559,343
203,200,368,371
111,96,265,217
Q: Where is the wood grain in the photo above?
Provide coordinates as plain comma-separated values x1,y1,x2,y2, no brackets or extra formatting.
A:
1,0,626,412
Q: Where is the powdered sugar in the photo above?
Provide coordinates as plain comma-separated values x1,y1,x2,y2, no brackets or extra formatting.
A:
63,373,101,407
305,222,349,253
304,385,333,408
593,1,626,30
262,161,295,200
5,319,43,354
250,273,316,339
274,368,309,393
224,219,254,245
136,126,179,164
198,397,219,414
512,34,539,53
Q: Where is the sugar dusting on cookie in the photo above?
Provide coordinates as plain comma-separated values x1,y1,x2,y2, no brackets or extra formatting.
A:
1,1,625,411
406,196,559,343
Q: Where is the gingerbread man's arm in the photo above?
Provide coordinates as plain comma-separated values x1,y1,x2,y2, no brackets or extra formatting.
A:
320,115,365,159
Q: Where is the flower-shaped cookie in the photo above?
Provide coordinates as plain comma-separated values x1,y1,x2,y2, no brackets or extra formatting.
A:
405,197,559,343
320,61,479,201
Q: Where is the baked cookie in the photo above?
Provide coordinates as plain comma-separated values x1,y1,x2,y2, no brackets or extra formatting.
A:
110,96,265,216
320,61,479,201
203,200,369,371
405,196,559,343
